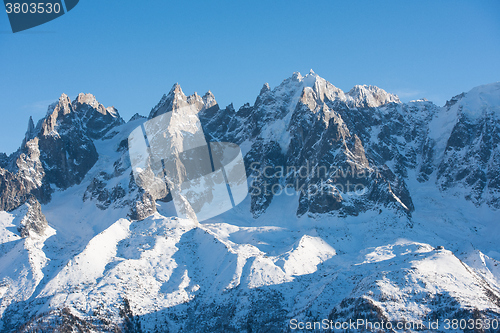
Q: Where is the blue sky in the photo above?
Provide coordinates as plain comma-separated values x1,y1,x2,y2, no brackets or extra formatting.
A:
0,0,499,154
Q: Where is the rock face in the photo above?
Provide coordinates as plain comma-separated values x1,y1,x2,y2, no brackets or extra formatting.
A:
434,84,500,208
148,83,218,120
128,190,157,221
0,93,124,212
0,137,50,211
36,94,99,189
15,197,48,238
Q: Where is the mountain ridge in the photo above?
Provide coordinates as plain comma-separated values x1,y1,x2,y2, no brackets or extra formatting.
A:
0,72,499,332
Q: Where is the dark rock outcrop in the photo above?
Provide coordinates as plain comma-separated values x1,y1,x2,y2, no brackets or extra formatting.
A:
0,137,50,211
128,189,157,221
15,196,48,237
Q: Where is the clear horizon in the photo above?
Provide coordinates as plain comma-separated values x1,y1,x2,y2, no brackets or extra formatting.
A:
1,0,499,154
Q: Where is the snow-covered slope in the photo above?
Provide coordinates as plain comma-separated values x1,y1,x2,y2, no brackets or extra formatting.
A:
0,74,499,332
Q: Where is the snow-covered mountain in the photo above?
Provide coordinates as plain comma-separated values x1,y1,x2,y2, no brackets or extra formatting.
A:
0,72,499,332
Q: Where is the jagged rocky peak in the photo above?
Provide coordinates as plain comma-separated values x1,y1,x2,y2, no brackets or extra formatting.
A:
276,70,345,109
128,113,146,122
26,116,35,136
298,82,344,111
53,93,73,115
38,92,123,139
22,116,36,147
0,92,125,211
202,90,216,107
444,92,465,108
347,84,400,108
260,82,271,95
148,83,218,119
171,82,184,96
73,92,120,118
274,70,400,110
41,93,73,136
148,83,187,119
74,93,101,111
34,93,107,189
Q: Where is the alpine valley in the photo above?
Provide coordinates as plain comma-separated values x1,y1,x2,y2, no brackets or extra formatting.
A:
1,71,499,332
